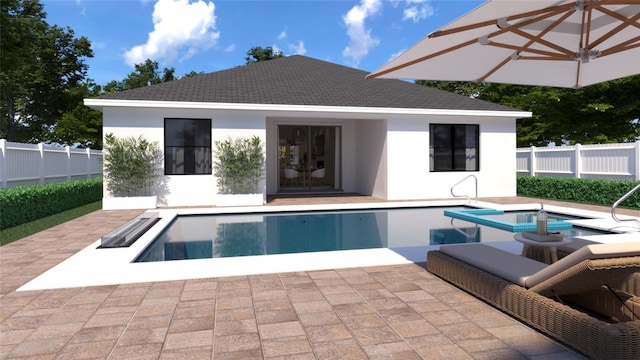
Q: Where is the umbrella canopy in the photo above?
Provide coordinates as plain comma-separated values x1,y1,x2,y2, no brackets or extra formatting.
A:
368,0,640,88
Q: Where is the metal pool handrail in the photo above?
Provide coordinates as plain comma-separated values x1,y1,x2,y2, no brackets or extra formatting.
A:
611,183,640,228
451,174,477,203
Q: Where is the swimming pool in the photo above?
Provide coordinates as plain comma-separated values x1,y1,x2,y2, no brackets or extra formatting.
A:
18,200,640,291
134,207,607,262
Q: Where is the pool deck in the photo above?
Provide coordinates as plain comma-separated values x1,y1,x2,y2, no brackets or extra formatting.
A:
1,196,638,359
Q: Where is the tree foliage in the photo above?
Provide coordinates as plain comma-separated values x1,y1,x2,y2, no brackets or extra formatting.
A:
47,80,103,148
245,46,284,64
101,59,176,94
0,0,93,143
417,76,640,146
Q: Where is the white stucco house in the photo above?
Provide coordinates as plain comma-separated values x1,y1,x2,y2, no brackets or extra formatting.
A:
85,55,531,208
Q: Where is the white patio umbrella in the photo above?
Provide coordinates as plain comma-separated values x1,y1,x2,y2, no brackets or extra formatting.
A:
368,0,640,88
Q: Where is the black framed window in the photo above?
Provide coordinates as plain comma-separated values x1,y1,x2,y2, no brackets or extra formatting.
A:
165,118,212,175
430,124,479,171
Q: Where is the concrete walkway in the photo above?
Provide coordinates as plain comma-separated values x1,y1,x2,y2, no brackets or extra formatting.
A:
3,196,633,359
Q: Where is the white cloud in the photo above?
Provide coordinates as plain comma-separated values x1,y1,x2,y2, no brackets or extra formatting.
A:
278,30,287,40
342,0,382,66
289,40,306,55
91,41,107,50
224,44,235,52
271,44,283,55
123,0,220,66
402,0,434,23
74,0,87,16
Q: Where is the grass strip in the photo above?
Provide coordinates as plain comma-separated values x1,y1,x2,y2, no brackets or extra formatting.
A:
0,201,102,246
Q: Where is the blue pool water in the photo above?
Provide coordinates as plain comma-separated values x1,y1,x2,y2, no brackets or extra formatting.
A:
134,207,608,262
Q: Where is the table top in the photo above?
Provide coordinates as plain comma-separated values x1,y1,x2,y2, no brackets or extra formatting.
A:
513,233,573,247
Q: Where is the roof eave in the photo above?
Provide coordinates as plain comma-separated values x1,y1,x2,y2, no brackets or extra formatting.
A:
83,98,532,119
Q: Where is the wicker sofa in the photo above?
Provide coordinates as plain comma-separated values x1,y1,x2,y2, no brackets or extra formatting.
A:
426,242,640,360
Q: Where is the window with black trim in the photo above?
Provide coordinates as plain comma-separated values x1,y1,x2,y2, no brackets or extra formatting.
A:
430,124,479,172
165,118,212,175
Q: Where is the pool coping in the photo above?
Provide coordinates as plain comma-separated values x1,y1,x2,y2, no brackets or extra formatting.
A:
18,200,640,291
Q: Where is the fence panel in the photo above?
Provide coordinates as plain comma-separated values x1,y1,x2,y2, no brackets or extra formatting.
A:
516,141,640,181
0,139,103,189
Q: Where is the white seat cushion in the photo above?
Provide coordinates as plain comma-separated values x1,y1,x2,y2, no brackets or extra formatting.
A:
438,244,547,287
524,242,640,288
438,242,640,290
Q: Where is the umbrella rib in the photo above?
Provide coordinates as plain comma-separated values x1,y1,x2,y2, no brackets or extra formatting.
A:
517,55,575,61
588,9,640,49
367,38,479,79
581,2,592,51
477,57,513,83
484,41,574,59
429,3,575,38
600,35,640,56
575,61,583,89
477,9,577,82
509,28,576,58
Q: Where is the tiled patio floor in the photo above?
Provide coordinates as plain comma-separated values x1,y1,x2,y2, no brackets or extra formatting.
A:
2,196,637,359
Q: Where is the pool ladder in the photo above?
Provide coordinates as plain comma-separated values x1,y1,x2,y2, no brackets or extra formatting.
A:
451,175,478,203
610,183,640,230
450,219,480,243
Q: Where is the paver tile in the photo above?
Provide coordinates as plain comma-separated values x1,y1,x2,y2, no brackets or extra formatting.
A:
311,339,368,359
0,196,603,360
261,336,313,357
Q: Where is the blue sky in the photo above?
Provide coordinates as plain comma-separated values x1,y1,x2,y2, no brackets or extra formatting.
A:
41,0,484,86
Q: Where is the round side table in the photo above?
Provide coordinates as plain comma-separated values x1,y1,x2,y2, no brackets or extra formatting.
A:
513,233,572,264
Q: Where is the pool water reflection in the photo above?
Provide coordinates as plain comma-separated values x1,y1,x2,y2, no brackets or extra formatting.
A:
135,207,608,262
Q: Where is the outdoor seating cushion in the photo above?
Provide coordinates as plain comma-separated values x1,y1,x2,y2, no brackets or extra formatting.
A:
526,242,640,295
438,242,640,296
438,244,546,287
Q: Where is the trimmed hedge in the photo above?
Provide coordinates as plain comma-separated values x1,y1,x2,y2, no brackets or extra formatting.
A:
0,178,103,230
517,176,640,210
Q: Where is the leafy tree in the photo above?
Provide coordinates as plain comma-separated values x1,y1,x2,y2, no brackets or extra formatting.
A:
65,59,186,147
245,46,284,64
0,0,93,142
50,81,103,148
182,70,204,78
102,59,176,93
418,76,640,146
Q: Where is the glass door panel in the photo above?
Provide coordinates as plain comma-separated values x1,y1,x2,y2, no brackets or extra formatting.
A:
278,125,338,191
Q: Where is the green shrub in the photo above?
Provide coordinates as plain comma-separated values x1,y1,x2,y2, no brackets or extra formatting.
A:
517,176,640,209
0,178,103,230
213,136,265,194
103,133,162,197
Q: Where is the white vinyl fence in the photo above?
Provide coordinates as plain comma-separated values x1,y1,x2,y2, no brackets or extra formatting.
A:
0,139,103,189
516,141,640,181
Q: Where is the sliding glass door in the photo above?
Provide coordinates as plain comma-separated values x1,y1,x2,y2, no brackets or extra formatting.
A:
278,125,340,192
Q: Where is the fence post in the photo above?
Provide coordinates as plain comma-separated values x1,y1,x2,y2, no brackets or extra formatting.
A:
66,145,72,181
635,141,640,181
86,148,92,179
529,146,536,176
0,139,6,188
574,143,582,178
38,142,45,185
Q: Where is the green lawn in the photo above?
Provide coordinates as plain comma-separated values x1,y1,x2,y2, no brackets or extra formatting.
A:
0,201,102,246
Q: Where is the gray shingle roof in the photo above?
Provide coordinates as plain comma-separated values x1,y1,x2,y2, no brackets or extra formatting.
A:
96,55,516,112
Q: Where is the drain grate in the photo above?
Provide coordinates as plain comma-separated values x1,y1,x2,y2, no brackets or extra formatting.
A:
99,212,161,248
